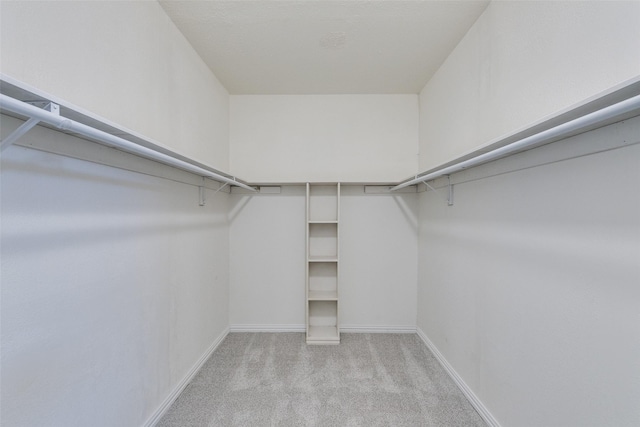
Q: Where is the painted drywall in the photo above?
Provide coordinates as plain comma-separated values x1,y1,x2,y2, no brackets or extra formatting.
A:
229,95,419,183
229,185,417,330
340,186,417,330
0,1,230,170
419,0,640,171
0,119,230,426
417,117,640,426
228,186,307,329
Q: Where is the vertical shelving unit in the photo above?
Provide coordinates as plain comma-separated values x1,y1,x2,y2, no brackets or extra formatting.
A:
306,183,340,345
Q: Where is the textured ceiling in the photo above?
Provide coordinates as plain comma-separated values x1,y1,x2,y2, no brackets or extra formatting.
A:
159,1,490,94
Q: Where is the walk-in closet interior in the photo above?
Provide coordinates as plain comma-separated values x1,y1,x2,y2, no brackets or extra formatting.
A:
1,1,639,426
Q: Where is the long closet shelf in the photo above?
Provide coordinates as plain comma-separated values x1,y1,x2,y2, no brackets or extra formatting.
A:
308,291,338,301
307,326,340,344
308,220,339,224
0,78,256,192
390,79,640,192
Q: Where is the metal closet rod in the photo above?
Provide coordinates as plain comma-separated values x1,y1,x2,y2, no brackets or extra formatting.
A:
390,93,640,192
0,94,257,192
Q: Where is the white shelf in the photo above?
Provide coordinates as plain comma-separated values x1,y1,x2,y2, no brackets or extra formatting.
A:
308,220,339,224
308,256,338,262
307,326,340,344
308,290,338,300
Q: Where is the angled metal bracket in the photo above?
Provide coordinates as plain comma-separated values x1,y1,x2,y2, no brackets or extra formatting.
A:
199,181,229,206
1,102,59,152
213,182,228,195
198,178,229,206
423,175,454,206
1,117,40,152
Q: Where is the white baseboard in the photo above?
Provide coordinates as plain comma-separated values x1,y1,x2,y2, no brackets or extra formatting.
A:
143,327,230,427
229,324,417,334
229,324,306,332
416,327,501,427
340,325,417,334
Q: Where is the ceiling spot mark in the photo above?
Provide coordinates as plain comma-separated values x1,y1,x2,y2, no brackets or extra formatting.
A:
319,31,347,50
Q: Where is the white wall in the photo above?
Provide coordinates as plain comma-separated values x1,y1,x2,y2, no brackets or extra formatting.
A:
340,186,417,330
419,0,640,171
0,1,230,170
0,118,230,426
417,117,640,426
229,95,419,183
228,186,307,329
229,185,417,330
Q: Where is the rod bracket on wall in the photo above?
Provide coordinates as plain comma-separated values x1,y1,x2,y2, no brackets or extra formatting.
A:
27,101,60,115
1,101,59,152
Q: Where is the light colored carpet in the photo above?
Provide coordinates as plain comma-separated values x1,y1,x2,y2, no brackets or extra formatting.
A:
157,333,486,427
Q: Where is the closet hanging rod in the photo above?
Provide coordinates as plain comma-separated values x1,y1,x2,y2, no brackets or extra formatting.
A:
390,93,640,192
0,94,257,192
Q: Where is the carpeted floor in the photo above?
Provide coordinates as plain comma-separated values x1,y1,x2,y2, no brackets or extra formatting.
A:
157,333,486,427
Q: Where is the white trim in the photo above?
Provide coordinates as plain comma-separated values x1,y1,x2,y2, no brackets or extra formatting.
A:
416,327,501,427
229,324,306,333
143,328,229,427
229,324,418,334
340,325,417,334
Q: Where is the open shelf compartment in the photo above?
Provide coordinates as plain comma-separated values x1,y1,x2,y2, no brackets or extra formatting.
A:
308,185,339,222
308,223,338,259
307,300,339,344
308,262,337,300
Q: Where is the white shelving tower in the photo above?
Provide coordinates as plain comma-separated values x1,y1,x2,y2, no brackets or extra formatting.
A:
306,183,340,345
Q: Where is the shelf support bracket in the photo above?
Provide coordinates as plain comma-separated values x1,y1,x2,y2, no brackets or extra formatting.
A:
199,184,206,206
1,102,59,153
213,182,228,195
1,117,40,152
423,175,454,206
